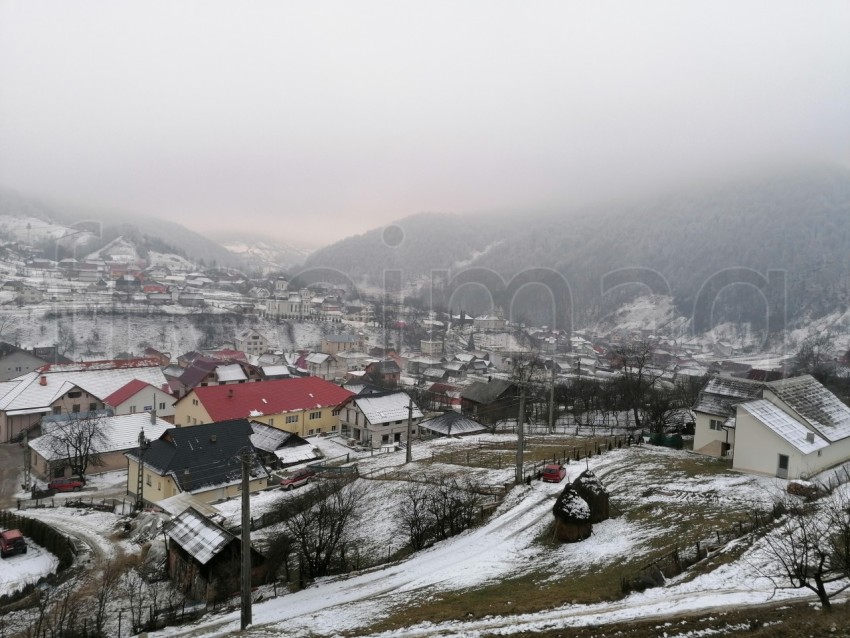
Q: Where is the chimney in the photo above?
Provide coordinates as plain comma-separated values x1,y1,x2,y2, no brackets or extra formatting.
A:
806,432,815,444
39,375,47,386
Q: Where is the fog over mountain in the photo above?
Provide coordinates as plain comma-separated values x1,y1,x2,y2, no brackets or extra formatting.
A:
301,166,850,331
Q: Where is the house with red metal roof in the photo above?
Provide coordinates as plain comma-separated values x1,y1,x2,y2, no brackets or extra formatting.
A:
103,379,176,422
173,377,354,438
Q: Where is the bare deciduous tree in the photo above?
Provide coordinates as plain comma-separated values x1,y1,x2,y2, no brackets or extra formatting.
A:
760,493,850,610
43,411,108,480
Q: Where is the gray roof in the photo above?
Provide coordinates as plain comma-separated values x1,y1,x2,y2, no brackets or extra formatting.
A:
740,399,829,454
693,377,763,417
419,411,488,436
127,419,267,493
164,507,233,565
461,379,515,405
354,392,423,425
765,375,850,442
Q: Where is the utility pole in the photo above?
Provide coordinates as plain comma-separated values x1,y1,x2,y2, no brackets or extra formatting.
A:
405,395,413,464
135,429,148,510
515,381,527,485
240,451,253,630
548,361,556,434
22,429,31,491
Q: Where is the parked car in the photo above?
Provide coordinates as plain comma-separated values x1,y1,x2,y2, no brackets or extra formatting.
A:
280,467,316,490
0,529,27,558
540,463,567,483
48,477,85,492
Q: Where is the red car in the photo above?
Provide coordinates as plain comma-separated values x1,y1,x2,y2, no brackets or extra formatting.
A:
280,467,316,490
541,464,567,483
48,477,85,492
0,529,27,558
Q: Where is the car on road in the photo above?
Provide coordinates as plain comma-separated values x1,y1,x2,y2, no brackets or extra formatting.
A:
48,477,85,492
540,463,567,483
280,467,316,490
0,529,27,558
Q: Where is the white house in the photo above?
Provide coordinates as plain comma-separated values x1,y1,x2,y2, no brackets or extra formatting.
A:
103,379,175,422
693,375,850,479
340,391,423,449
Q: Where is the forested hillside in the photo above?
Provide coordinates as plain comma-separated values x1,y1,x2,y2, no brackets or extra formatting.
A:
301,166,850,330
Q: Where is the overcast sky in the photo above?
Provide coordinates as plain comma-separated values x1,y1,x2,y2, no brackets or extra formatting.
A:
1,1,849,247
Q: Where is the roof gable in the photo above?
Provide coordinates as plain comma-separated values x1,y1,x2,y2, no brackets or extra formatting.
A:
765,375,850,442
164,507,234,565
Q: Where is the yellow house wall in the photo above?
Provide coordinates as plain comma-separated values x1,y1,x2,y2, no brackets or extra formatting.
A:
173,393,213,427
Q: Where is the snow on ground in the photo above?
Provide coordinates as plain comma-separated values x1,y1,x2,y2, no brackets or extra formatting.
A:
153,443,799,638
19,506,138,560
0,538,59,595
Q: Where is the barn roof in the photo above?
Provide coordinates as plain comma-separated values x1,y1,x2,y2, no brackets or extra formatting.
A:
164,507,233,565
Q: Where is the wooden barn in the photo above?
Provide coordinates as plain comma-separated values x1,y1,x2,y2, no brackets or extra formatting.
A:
164,507,266,602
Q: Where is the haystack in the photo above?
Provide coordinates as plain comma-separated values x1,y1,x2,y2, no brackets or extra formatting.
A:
572,469,610,523
552,484,592,542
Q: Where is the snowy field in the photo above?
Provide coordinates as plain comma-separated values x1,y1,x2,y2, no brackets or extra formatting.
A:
0,537,59,596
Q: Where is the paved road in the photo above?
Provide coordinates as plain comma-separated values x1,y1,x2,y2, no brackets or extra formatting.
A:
0,442,25,508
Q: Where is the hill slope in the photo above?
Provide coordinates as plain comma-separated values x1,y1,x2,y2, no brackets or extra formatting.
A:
302,166,850,331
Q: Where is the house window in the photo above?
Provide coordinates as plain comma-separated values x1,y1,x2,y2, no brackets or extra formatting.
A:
130,406,137,414
187,416,191,424
146,475,152,486
286,415,298,424
395,420,403,425
308,429,314,435
53,406,61,415
309,411,322,420
381,434,389,444
332,408,341,416
157,481,161,491
709,419,724,431
192,399,199,406
72,404,80,413
331,425,337,431
67,391,82,399
159,402,165,410
268,418,275,426
89,403,97,411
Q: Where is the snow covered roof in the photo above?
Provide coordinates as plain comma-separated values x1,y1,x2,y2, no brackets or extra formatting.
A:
157,493,222,519
739,399,829,454
275,445,321,465
764,375,850,442
249,421,297,452
354,392,423,425
164,507,233,565
419,412,488,436
306,353,331,365
692,377,763,417
30,412,172,460
215,363,248,383
0,362,168,413
260,365,291,378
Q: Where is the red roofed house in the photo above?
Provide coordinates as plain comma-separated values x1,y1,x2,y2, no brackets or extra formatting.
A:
173,377,354,438
104,379,176,422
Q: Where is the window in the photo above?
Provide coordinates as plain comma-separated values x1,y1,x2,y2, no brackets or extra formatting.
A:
309,411,322,420
381,434,389,444
159,402,165,410
331,425,337,431
89,403,97,411
395,420,403,425
72,404,80,413
146,475,152,486
286,415,298,424
67,391,82,399
709,419,724,431
192,399,199,406
53,406,61,415
187,416,191,424
332,408,341,416
308,429,314,435
268,418,274,426
157,481,161,491
130,406,137,414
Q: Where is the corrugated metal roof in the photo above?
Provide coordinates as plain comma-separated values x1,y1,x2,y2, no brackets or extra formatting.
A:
419,411,488,436
693,376,763,416
765,375,850,442
165,507,233,565
741,399,829,454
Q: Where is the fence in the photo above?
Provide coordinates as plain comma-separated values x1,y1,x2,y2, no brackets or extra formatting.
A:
621,504,783,594
17,495,135,515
